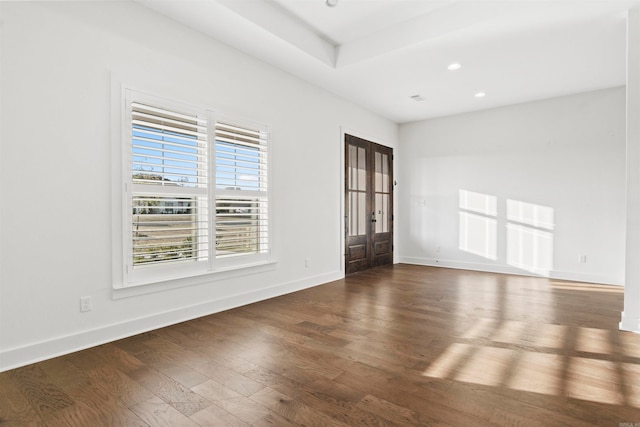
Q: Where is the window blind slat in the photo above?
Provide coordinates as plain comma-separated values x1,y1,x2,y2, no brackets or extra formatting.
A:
216,122,263,137
132,102,207,124
132,110,207,131
215,140,267,154
133,145,205,163
132,120,207,140
214,155,262,169
215,137,267,151
133,134,204,152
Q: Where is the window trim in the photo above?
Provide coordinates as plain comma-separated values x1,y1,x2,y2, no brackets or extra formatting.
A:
115,87,273,289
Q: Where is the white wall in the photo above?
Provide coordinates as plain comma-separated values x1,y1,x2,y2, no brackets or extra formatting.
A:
0,1,398,371
622,5,640,333
398,87,626,285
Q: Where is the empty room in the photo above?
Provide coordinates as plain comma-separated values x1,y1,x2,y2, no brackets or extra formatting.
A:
2,0,640,425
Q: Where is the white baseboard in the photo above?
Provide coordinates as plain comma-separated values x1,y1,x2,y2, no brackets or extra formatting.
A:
399,257,622,286
620,311,640,333
0,271,343,373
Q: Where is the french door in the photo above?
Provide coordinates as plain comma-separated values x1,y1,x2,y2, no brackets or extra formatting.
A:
345,134,393,274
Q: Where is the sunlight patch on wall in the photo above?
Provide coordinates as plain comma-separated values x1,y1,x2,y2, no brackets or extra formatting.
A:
507,199,554,230
506,199,554,276
459,190,497,260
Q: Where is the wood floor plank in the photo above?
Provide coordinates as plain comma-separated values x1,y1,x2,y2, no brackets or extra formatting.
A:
250,387,351,427
91,343,147,374
7,364,75,418
252,412,302,427
191,343,259,375
37,355,91,391
111,332,159,356
0,372,46,426
128,366,211,417
2,265,640,426
355,394,421,426
42,382,149,427
129,396,200,427
86,363,155,407
188,403,250,427
335,362,487,426
189,359,265,397
191,379,269,424
269,377,397,427
152,362,210,389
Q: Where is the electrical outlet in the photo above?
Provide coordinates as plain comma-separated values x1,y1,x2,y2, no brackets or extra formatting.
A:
305,258,312,268
80,296,92,313
579,255,587,264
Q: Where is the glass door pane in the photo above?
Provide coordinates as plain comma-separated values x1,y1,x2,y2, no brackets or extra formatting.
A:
347,142,367,237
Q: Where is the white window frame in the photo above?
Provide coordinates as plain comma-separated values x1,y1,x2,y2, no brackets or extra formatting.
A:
116,88,272,289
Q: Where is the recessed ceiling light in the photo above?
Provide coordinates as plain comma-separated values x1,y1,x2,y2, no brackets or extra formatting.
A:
447,62,462,71
410,94,425,102
474,92,486,98
326,0,338,7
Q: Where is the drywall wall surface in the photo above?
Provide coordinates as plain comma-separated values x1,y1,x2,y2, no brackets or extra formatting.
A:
398,87,626,285
622,5,640,333
0,1,398,370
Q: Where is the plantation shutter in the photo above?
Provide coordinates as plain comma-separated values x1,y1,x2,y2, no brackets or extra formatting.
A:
123,89,271,286
215,122,269,258
130,101,210,267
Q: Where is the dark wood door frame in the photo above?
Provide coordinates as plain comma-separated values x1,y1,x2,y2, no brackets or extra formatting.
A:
344,134,393,275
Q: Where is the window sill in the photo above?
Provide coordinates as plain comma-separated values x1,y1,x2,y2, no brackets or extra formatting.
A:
112,260,277,300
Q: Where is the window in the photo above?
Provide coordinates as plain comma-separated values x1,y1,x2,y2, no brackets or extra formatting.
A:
214,122,269,258
122,90,270,286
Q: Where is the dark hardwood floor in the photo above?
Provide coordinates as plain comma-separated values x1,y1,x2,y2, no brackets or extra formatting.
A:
2,264,640,426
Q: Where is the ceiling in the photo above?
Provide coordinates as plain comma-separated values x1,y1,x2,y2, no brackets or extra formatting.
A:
136,0,635,124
